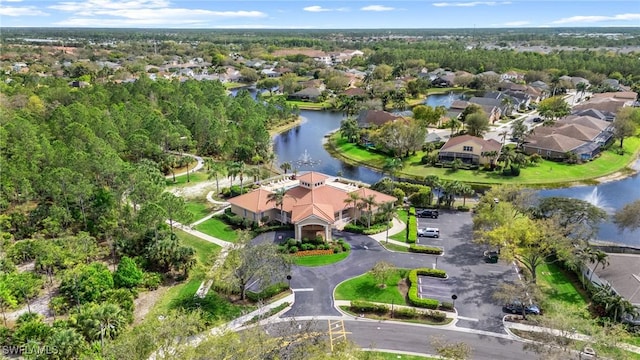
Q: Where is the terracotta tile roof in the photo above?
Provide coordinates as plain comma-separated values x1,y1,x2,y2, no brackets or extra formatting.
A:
350,188,397,205
591,91,637,100
298,172,329,184
291,203,335,223
440,135,502,153
227,188,274,212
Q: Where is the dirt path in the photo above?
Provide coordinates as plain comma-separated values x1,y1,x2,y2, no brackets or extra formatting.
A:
133,286,170,325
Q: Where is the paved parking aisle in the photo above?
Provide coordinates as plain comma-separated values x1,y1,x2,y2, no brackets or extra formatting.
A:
417,275,453,303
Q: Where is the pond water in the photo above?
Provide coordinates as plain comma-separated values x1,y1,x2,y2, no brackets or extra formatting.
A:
268,93,640,247
423,91,464,107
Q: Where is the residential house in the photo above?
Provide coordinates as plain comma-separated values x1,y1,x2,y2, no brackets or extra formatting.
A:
446,100,469,120
227,172,396,241
432,74,455,88
468,97,503,123
357,110,402,128
572,91,638,116
438,135,503,166
288,87,323,102
522,115,614,161
342,87,367,98
261,68,279,78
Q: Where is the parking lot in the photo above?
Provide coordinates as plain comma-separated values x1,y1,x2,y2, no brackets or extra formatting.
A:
417,275,453,303
414,210,519,332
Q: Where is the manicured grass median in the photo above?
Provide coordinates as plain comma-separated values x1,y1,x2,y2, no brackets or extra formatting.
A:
195,217,239,242
360,351,438,360
335,270,407,305
292,252,349,267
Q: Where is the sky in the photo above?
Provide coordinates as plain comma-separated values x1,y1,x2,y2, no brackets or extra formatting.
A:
0,0,639,29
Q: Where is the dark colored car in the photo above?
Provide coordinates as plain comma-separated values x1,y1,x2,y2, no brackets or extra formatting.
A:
416,209,439,218
532,117,543,123
503,301,542,315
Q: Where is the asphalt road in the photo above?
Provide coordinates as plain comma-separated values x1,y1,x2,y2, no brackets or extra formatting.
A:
260,319,544,360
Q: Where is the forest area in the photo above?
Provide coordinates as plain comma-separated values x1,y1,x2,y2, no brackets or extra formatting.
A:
0,74,297,359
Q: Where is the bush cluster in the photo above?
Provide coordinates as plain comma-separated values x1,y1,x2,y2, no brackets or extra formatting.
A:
278,238,350,255
457,205,471,212
246,282,289,302
407,268,447,309
349,300,447,323
407,212,417,244
219,210,255,229
408,244,443,255
344,221,391,235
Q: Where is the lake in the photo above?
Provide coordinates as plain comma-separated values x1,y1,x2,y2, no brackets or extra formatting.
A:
269,93,640,247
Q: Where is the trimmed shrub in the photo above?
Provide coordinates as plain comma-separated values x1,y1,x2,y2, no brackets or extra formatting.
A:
407,216,417,244
141,272,162,290
407,268,447,309
440,302,454,311
409,207,416,216
341,242,351,252
424,310,448,322
350,300,388,315
247,282,289,302
409,245,443,255
457,205,470,212
289,246,298,253
393,307,418,319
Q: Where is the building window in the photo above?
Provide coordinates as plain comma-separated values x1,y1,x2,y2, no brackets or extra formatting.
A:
463,146,473,152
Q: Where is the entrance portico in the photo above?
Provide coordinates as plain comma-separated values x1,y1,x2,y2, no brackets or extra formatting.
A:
295,217,332,241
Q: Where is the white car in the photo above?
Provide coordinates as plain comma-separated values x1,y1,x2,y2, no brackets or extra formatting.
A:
417,228,440,238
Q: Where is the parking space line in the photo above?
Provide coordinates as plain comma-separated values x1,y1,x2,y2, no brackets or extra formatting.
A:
457,316,479,322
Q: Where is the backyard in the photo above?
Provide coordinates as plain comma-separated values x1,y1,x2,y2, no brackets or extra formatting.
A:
328,133,640,186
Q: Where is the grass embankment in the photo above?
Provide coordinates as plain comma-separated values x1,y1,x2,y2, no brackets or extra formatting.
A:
390,209,409,243
195,217,239,242
181,199,215,223
292,252,349,267
335,269,408,305
360,351,438,360
165,171,209,187
327,133,640,186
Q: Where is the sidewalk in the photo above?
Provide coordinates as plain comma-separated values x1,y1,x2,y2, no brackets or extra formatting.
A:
368,217,410,248
504,320,640,354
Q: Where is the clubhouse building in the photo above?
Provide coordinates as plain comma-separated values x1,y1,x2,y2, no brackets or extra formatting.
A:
227,172,396,241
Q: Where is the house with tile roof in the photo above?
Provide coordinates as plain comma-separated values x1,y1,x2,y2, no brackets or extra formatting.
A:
438,135,503,166
227,172,396,241
522,115,614,161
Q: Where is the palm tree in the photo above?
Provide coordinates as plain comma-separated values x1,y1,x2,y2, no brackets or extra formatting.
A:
228,161,246,194
344,192,361,222
340,117,361,143
501,96,514,116
589,250,609,281
280,161,292,174
459,184,475,206
575,82,588,103
448,118,461,136
267,188,289,225
207,161,226,195
379,201,396,243
423,175,440,206
362,194,378,229
383,157,403,181
450,158,464,171
94,303,126,349
574,245,596,287
247,167,261,184
499,146,517,169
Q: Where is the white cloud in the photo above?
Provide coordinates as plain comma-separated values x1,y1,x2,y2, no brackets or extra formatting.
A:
503,20,530,26
303,5,331,12
552,13,640,24
433,1,510,7
47,0,266,26
361,5,395,11
0,6,48,16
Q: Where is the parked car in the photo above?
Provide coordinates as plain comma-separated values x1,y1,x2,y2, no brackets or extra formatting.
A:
483,250,499,263
503,301,542,315
417,227,440,238
416,209,439,218
532,117,543,123
622,312,640,327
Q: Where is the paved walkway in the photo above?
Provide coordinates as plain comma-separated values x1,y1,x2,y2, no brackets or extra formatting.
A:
164,151,205,179
368,217,410,248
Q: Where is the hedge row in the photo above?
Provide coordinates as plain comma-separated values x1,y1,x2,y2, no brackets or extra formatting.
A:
246,282,289,302
291,249,335,257
409,244,444,255
407,268,447,309
349,300,447,322
350,300,389,315
344,221,391,235
407,213,417,244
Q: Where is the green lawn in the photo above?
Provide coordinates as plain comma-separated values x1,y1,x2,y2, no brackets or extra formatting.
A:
286,99,331,110
181,199,214,223
176,229,221,266
292,252,349,267
328,133,640,186
165,171,209,187
360,351,438,360
390,209,409,243
382,242,410,252
334,269,408,305
195,217,239,242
